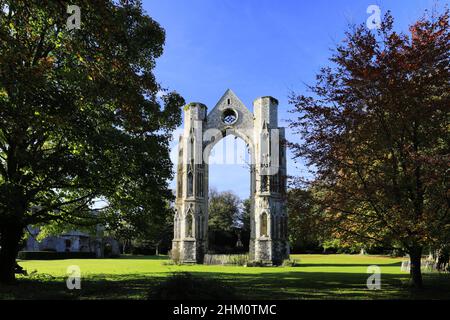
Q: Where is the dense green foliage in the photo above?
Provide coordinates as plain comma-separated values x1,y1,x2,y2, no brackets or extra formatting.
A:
17,251,96,260
287,188,324,253
208,189,246,253
0,0,184,283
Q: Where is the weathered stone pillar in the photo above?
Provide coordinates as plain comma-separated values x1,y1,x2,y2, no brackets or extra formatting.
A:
172,102,208,263
251,96,289,265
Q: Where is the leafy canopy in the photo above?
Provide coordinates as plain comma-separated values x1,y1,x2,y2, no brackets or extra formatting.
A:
0,0,184,231
289,10,449,259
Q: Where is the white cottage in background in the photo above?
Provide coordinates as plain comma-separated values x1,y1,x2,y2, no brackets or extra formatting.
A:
24,225,120,258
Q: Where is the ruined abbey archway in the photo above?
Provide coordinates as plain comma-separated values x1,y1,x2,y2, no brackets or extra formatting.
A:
172,89,289,265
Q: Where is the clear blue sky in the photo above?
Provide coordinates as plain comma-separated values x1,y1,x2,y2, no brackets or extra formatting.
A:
143,0,448,199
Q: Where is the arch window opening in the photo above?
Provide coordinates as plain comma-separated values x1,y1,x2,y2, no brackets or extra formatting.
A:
187,171,193,196
186,213,194,238
221,108,238,125
260,212,268,237
208,134,252,254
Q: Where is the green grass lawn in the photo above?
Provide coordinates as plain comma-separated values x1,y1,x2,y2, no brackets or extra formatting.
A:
1,254,449,300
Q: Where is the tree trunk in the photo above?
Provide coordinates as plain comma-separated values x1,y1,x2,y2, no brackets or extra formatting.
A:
409,246,423,289
0,223,24,284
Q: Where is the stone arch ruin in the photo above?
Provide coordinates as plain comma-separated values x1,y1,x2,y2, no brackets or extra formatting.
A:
172,89,289,265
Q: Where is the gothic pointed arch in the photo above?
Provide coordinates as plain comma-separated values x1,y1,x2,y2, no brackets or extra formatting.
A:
185,207,194,238
260,211,268,237
172,90,289,265
187,169,193,197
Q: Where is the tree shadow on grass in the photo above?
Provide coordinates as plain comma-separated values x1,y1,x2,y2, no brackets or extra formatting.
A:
297,262,403,268
187,271,450,300
0,274,162,300
2,270,449,300
187,271,405,300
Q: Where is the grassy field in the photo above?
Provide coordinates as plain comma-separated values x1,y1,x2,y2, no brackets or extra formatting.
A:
1,254,449,300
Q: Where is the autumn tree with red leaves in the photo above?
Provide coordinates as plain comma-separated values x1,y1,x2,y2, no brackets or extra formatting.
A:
289,9,449,288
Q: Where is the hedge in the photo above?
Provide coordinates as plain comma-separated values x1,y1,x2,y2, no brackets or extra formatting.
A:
17,251,97,260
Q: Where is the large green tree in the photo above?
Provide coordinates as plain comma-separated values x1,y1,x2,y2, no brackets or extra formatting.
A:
208,189,242,253
208,189,241,232
239,198,251,250
289,10,449,288
287,188,323,252
106,198,174,255
0,0,184,283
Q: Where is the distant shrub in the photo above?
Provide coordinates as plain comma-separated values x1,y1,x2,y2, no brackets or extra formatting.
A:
390,248,407,257
17,251,96,260
321,239,360,254
203,254,248,266
229,254,248,266
246,260,265,267
131,246,156,255
282,259,300,267
148,272,238,300
168,249,181,265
